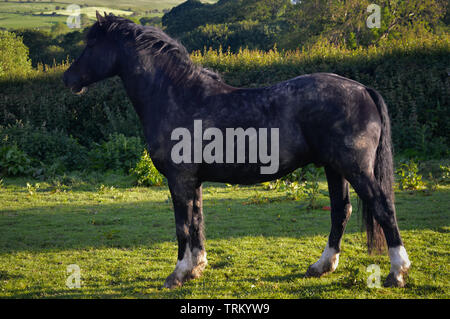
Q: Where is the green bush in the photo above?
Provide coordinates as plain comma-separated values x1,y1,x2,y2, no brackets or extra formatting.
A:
164,0,447,52
0,144,32,176
130,150,165,186
263,164,325,209
0,30,32,78
396,160,425,190
0,122,87,171
0,70,143,147
14,28,85,67
179,20,284,52
88,134,144,172
440,165,450,184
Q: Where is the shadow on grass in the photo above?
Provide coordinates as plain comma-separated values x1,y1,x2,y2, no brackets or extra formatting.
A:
0,185,449,254
4,277,446,299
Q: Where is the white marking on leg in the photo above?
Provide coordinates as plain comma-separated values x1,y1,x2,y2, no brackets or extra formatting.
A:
174,243,193,280
191,248,208,278
310,242,339,274
192,248,207,267
388,246,411,281
173,244,208,281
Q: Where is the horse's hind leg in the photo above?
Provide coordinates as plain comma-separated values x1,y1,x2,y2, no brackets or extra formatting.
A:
164,178,207,289
346,172,411,287
306,166,352,277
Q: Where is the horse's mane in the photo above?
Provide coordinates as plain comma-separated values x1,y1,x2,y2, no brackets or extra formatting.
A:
88,14,221,85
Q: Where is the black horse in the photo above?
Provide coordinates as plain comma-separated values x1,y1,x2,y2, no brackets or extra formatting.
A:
63,13,410,288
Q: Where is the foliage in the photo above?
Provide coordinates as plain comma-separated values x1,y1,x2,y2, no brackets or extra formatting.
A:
0,144,32,176
281,0,448,49
163,0,448,52
283,181,306,201
263,165,325,209
176,19,286,52
0,30,32,78
0,122,87,171
14,28,85,67
140,16,162,27
396,160,425,191
130,150,165,186
88,133,144,173
26,181,41,195
302,168,323,210
440,165,450,184
0,66,143,147
50,22,70,36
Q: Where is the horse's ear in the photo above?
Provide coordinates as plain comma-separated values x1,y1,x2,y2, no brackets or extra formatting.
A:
96,11,105,25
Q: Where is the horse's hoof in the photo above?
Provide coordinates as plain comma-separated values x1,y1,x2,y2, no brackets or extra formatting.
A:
305,264,324,278
190,258,207,279
383,272,406,288
163,272,183,289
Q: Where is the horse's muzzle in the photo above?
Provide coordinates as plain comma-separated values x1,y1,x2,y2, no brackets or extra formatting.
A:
63,71,87,95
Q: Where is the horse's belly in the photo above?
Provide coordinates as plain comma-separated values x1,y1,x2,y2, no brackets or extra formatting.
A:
199,158,309,184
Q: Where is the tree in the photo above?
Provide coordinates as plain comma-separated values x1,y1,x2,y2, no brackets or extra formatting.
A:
162,0,448,50
51,21,69,35
0,30,32,78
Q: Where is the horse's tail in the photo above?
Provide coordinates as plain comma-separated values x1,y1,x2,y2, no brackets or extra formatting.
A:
363,87,395,254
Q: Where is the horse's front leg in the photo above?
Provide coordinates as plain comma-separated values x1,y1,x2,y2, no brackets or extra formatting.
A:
164,178,207,289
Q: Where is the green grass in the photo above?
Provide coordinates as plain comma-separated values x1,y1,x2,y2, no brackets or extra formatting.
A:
0,0,183,12
0,12,67,29
42,7,134,19
0,175,448,298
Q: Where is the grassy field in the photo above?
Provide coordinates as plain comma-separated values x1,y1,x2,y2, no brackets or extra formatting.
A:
0,175,448,298
0,12,67,29
0,0,216,29
43,7,134,19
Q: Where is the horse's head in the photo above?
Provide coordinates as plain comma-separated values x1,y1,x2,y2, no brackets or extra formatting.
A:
63,12,119,94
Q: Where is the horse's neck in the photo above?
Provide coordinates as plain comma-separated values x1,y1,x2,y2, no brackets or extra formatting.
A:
121,66,233,115
119,69,200,145
121,71,193,113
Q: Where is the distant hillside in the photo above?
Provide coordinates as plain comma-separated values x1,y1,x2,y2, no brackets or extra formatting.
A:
163,0,449,52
